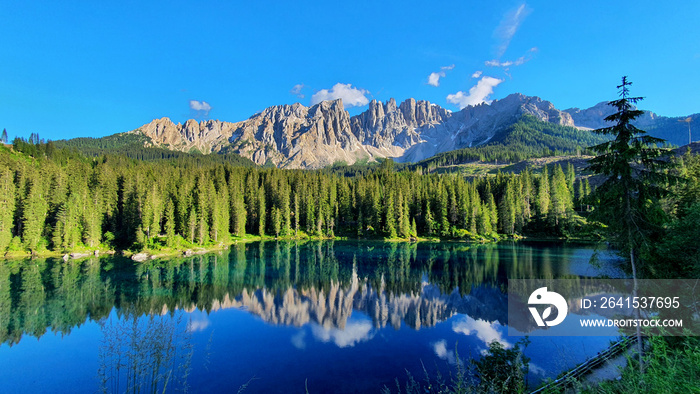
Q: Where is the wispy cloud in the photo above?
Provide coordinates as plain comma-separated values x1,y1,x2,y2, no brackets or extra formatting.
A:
427,64,456,87
485,57,524,67
443,4,531,111
446,76,504,109
494,3,530,58
290,83,305,99
189,100,212,118
310,83,370,108
486,47,537,68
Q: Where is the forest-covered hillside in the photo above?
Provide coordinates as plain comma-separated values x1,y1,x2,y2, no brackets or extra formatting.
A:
52,133,256,166
412,115,610,170
0,139,596,252
1,136,698,279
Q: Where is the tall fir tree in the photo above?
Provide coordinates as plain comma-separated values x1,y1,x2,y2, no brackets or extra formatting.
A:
21,174,48,251
587,77,672,370
498,180,516,234
549,164,572,226
384,191,397,238
82,189,102,248
257,185,266,237
164,198,176,247
536,165,550,218
0,168,15,251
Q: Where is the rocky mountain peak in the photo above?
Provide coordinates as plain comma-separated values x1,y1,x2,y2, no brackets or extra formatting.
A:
128,92,689,169
385,98,397,112
564,101,658,130
490,93,574,127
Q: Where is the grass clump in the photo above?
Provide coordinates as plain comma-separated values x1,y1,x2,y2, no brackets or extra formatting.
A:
383,338,530,394
592,335,700,393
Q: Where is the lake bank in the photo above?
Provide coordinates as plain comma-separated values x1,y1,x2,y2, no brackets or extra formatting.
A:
1,231,602,262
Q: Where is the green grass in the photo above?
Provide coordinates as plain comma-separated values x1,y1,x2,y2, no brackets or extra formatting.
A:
590,335,700,393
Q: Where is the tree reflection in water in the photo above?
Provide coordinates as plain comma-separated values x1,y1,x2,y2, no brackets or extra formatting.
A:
0,241,605,346
0,241,623,393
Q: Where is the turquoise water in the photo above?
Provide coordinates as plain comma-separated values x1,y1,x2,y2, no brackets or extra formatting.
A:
0,241,623,393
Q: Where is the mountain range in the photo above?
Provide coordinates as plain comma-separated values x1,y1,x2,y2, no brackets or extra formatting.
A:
68,94,699,169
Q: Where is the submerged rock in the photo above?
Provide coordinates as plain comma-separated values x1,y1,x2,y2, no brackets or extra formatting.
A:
131,252,149,262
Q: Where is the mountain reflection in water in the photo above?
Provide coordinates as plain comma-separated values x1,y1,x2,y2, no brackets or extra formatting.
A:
0,241,622,392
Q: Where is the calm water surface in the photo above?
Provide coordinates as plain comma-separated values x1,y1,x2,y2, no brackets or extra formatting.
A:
0,241,624,393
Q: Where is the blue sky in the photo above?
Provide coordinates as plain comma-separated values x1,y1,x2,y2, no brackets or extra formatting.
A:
1,1,699,141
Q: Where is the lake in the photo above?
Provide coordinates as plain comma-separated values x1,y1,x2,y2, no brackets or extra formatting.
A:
0,241,624,393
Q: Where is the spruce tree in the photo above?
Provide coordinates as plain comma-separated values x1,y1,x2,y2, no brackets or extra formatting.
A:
164,198,176,247
398,191,410,238
257,185,266,237
487,193,498,233
384,191,397,238
521,168,533,220
210,192,222,242
293,191,299,237
21,175,48,251
187,209,197,243
82,189,102,248
588,77,671,268
468,186,479,234
536,166,550,218
424,203,434,236
587,77,672,371
477,203,492,235
272,206,282,237
438,188,450,236
565,162,575,192
281,185,291,236
498,180,516,234
549,164,571,226
232,192,246,237
0,168,15,251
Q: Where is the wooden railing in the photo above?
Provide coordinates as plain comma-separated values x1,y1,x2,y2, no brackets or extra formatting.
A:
530,336,637,394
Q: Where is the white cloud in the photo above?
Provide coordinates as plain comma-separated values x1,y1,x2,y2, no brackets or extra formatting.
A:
310,83,370,108
452,315,511,349
427,64,456,87
486,48,537,68
494,3,530,57
485,58,519,67
432,340,458,365
291,330,306,350
290,83,305,99
189,100,212,117
529,362,546,376
427,72,443,87
471,71,483,79
310,318,374,348
187,315,210,332
446,76,504,109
